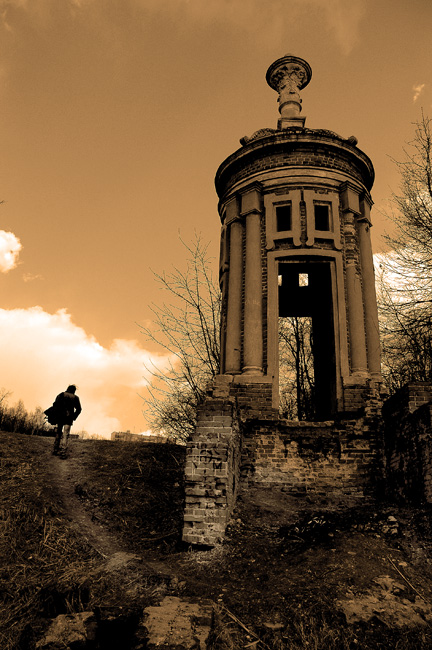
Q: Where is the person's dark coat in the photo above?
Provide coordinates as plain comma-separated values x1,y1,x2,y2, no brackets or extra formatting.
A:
54,390,82,426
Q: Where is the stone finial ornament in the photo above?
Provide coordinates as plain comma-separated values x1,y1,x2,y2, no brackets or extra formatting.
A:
266,54,312,129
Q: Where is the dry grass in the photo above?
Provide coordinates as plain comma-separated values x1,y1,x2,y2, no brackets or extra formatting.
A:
2,431,432,649
0,436,99,648
0,433,185,649
71,439,185,552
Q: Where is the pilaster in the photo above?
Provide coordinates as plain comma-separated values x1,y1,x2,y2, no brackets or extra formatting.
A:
241,186,264,375
359,195,382,379
224,197,243,374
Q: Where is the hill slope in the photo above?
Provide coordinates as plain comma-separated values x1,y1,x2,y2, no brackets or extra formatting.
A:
2,431,432,649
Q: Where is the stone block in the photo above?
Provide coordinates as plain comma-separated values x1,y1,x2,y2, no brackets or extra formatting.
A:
36,612,97,649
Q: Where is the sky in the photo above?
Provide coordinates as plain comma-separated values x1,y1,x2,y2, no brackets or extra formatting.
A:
0,0,431,436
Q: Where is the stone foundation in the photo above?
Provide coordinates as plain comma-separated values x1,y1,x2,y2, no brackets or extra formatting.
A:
182,378,384,545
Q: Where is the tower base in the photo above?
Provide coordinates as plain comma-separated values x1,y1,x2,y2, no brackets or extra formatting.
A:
182,376,384,546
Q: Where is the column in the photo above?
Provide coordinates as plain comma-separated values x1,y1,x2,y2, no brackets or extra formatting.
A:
340,183,368,376
242,187,263,374
224,218,243,374
359,197,382,378
346,261,368,375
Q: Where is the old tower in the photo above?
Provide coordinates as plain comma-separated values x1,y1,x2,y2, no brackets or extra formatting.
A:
217,54,381,417
183,55,384,546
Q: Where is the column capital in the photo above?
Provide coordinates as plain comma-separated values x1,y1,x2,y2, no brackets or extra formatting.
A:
222,195,239,225
358,194,374,226
240,183,263,217
360,192,374,209
339,182,362,215
239,181,263,195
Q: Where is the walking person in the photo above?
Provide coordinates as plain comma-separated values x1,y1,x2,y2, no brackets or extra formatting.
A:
52,384,82,458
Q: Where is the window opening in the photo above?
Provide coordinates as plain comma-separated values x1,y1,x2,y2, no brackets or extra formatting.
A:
276,204,292,232
314,203,331,231
298,273,309,287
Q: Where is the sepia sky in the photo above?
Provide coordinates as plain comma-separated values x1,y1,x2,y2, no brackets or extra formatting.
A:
0,0,431,435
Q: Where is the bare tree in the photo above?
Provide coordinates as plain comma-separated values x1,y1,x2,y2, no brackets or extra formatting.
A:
28,406,49,435
139,236,221,441
279,316,315,420
0,390,49,435
378,112,432,391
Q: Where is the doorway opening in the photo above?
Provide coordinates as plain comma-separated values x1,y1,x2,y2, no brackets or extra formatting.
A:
279,315,315,420
278,260,337,421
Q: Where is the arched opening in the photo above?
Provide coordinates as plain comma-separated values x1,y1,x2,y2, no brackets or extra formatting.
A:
278,259,337,420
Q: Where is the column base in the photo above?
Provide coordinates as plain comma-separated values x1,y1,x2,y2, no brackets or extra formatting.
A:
241,366,263,376
278,115,306,129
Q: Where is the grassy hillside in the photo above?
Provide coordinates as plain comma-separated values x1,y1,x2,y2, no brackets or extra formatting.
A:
2,431,432,649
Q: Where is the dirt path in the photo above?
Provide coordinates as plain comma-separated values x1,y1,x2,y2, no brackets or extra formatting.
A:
45,447,173,583
49,453,124,559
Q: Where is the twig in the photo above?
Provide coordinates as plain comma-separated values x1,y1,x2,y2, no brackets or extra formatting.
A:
140,530,177,542
81,536,108,559
388,557,427,602
221,605,271,649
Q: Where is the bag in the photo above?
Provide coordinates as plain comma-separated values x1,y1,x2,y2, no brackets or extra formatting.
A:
44,406,60,426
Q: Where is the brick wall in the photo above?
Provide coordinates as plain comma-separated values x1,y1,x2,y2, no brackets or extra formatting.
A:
343,382,383,417
182,399,240,546
215,132,373,200
383,383,432,502
240,414,382,506
183,378,384,545
383,382,432,416
229,381,276,419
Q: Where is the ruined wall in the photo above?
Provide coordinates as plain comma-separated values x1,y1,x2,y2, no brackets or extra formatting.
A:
240,411,383,507
228,380,276,419
182,399,241,546
232,379,383,505
182,378,385,545
384,383,432,502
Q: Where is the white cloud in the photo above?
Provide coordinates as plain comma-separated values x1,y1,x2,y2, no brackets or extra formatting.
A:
413,83,425,103
0,230,21,272
0,306,170,436
23,272,43,282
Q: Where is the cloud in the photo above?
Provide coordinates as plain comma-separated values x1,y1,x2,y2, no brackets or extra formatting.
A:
0,0,365,55
160,0,365,54
22,272,43,282
0,306,170,436
145,0,365,54
0,230,22,272
413,83,425,103
317,0,365,55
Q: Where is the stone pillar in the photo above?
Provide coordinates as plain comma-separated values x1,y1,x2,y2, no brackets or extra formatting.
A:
242,186,263,375
340,183,368,376
359,197,382,379
346,261,368,375
225,212,243,374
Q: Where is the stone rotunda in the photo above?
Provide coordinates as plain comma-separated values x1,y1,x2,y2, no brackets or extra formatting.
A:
182,55,386,546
